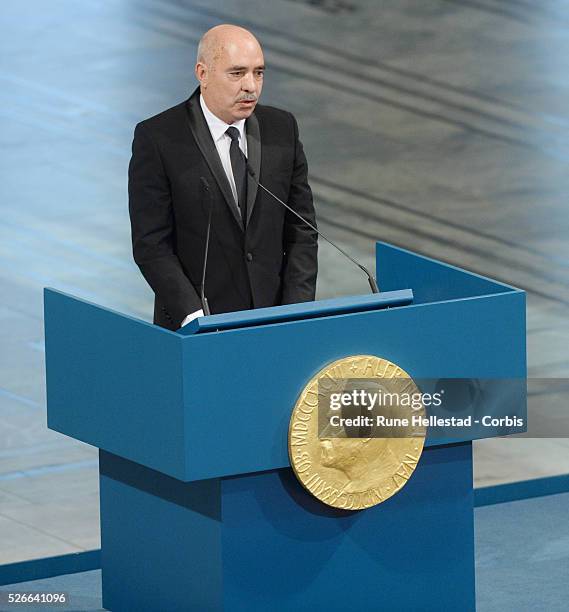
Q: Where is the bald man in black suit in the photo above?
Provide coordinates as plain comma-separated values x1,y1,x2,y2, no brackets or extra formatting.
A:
128,25,318,330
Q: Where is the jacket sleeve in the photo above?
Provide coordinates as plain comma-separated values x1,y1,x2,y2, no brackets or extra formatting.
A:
280,114,318,304
128,122,202,326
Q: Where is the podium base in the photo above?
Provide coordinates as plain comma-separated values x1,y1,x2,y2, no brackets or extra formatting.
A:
100,443,475,611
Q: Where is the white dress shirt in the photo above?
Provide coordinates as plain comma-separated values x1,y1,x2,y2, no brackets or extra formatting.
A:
199,94,247,207
180,95,248,328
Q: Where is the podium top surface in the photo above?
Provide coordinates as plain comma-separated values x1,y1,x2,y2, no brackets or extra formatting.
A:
179,290,414,335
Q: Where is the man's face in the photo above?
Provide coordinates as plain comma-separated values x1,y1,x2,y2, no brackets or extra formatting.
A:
197,37,264,124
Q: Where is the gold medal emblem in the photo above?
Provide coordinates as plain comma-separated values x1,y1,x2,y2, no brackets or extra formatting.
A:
288,355,426,510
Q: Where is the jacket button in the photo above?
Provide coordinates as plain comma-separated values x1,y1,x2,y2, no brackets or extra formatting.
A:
246,252,253,262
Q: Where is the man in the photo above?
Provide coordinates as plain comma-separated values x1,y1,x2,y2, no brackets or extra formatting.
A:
128,24,318,331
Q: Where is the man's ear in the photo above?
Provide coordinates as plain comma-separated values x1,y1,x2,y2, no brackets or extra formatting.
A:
195,62,207,87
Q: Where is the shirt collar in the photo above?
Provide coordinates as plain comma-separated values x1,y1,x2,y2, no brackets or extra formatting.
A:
200,94,246,144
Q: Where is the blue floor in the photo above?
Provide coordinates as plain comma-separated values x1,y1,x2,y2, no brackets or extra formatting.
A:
0,492,568,611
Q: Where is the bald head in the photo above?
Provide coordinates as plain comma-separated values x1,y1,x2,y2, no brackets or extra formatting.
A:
195,25,265,124
197,24,261,66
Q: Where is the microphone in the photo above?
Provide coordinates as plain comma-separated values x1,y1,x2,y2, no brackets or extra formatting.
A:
199,177,213,315
244,162,380,294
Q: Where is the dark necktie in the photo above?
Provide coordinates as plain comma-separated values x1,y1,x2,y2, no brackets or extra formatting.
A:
225,126,247,223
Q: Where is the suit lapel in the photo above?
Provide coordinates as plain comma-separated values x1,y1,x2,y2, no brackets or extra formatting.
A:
245,112,261,226
185,91,244,231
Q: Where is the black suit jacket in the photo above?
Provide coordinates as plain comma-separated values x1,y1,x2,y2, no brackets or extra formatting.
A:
128,88,318,330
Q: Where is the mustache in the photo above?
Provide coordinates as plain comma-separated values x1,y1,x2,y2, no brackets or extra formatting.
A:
236,94,258,102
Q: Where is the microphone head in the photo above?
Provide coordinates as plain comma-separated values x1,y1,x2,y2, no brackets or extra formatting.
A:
237,147,255,179
200,176,210,191
245,163,256,179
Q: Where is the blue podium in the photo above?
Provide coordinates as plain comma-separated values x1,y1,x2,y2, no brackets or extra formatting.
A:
44,243,526,611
